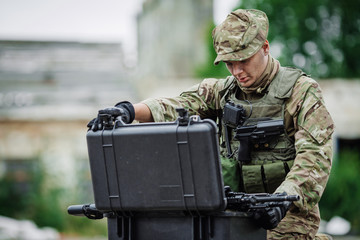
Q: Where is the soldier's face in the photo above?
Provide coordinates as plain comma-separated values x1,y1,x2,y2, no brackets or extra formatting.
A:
224,42,269,88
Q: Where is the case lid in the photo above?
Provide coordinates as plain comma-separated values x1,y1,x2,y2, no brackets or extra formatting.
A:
87,114,226,213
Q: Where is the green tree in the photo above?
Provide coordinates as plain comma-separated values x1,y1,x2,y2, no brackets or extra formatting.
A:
235,0,360,78
195,22,229,79
196,1,360,79
320,150,360,232
0,158,106,236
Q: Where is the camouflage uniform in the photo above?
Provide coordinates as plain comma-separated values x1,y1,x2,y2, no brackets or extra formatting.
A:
142,9,334,239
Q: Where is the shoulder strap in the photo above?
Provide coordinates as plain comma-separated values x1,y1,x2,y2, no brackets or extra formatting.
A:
270,67,306,99
218,76,237,100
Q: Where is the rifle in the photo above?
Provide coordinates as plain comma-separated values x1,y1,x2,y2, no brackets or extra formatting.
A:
224,187,299,212
222,101,284,163
67,204,104,219
68,188,300,220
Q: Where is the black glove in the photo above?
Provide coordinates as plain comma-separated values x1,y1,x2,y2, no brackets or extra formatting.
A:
87,118,97,130
87,101,135,131
252,193,292,230
114,101,135,124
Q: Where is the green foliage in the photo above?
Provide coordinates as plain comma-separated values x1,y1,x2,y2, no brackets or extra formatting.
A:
0,160,65,229
235,0,360,78
63,216,107,237
194,22,230,79
194,0,360,79
0,158,106,236
319,150,360,232
0,178,29,218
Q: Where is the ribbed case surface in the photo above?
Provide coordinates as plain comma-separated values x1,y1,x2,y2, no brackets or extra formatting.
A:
86,118,226,212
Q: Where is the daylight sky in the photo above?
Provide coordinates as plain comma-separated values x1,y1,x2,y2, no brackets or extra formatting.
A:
0,0,238,65
0,1,237,42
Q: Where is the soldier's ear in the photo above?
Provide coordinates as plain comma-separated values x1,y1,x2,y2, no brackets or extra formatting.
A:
262,40,270,55
262,40,270,56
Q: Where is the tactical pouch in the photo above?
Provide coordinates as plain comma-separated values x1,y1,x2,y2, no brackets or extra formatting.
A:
241,160,294,193
263,160,293,193
221,156,240,192
241,164,265,193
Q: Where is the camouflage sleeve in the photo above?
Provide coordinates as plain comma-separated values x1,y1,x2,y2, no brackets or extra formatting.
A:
276,76,334,214
141,78,229,122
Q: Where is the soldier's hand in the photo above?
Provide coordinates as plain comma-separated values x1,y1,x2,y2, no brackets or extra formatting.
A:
88,101,135,131
113,101,135,124
87,118,97,131
253,192,291,230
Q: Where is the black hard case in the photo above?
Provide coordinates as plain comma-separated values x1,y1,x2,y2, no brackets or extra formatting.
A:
86,116,226,212
107,211,265,240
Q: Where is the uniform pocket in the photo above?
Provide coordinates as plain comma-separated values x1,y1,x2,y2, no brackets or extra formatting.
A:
241,164,265,193
263,161,293,193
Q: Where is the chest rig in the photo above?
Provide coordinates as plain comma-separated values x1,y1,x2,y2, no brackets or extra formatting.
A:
218,67,304,193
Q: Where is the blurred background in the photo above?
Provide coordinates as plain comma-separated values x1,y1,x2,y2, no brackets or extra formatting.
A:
0,0,359,239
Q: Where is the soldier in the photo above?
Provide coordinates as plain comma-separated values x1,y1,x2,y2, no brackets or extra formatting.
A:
91,9,334,240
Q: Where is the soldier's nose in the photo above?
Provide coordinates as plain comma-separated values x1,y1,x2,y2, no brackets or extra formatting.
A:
232,63,244,76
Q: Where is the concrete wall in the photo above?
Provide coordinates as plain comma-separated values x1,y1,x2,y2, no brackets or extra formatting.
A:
0,40,135,202
319,79,360,139
137,0,213,80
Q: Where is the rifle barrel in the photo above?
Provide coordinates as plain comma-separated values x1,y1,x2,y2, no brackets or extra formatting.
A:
255,195,300,202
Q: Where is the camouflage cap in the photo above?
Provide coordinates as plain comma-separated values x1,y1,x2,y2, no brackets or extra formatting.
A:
212,9,269,65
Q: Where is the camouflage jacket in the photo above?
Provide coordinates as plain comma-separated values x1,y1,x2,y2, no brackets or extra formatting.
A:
142,72,334,217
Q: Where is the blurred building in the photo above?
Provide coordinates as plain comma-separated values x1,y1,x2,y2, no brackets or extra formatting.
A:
0,40,137,119
137,0,213,80
0,40,137,204
319,80,360,152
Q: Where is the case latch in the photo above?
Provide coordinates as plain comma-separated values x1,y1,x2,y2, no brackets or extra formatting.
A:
176,108,189,126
